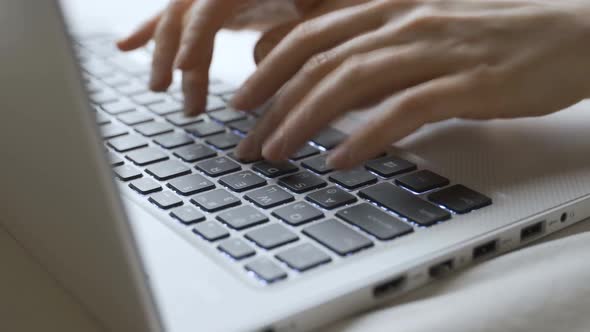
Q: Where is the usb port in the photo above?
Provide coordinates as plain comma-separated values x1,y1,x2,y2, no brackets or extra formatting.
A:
521,221,544,241
429,259,454,278
473,240,497,260
373,276,406,298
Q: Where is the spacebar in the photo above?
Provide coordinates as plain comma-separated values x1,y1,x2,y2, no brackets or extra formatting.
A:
359,183,450,226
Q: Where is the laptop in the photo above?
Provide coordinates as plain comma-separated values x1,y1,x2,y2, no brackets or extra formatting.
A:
3,0,590,331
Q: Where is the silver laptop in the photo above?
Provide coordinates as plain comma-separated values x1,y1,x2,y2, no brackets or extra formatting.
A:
3,1,590,331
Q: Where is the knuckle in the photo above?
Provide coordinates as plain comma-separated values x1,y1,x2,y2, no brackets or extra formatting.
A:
289,21,319,44
300,52,333,78
338,55,368,82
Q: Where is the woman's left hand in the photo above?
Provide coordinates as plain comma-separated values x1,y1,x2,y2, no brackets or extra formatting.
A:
233,0,590,169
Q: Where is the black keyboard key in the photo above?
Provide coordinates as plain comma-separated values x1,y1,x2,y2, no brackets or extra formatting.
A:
195,156,241,177
311,128,346,150
126,147,169,166
132,91,166,105
329,168,378,190
107,152,124,166
290,144,320,161
245,224,298,250
101,100,135,115
336,203,414,240
154,132,194,149
167,174,215,196
217,206,268,230
117,112,154,126
303,219,373,256
228,118,256,134
219,171,267,192
173,144,217,163
205,132,242,150
149,190,183,209
146,160,191,181
276,243,331,272
135,122,174,137
306,187,357,210
101,124,128,139
428,185,492,214
359,183,450,226
209,109,246,123
108,135,148,152
245,185,294,209
148,100,183,115
185,121,225,138
165,113,205,126
206,95,225,112
365,156,416,178
252,161,298,178
193,221,229,241
170,205,205,225
302,155,333,175
113,164,142,181
278,172,326,194
191,189,241,212
396,170,450,193
218,238,256,260
129,177,162,195
272,202,324,226
245,257,286,283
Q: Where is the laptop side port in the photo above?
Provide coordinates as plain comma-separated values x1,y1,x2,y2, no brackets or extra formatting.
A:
473,240,497,260
520,221,545,242
373,275,406,298
428,259,454,278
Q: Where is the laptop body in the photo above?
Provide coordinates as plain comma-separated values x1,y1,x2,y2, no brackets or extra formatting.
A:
3,0,590,331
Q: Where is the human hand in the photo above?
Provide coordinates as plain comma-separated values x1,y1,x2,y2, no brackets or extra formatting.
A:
233,0,590,169
116,0,325,116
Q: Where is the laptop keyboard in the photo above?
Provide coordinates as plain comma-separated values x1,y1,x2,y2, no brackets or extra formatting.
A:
75,35,493,285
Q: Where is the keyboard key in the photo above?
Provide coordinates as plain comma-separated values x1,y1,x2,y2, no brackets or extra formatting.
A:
306,186,357,210
129,177,162,195
278,171,326,194
272,202,324,226
108,135,148,152
193,221,229,241
191,189,241,212
302,155,333,175
336,203,414,240
101,72,128,87
153,132,194,149
101,100,135,115
146,160,191,181
359,183,450,226
227,152,262,164
276,243,331,272
365,156,416,178
209,82,236,95
185,121,225,138
117,81,148,95
101,124,128,139
290,145,320,161
195,156,240,177
149,190,183,209
206,95,226,112
217,206,268,230
396,170,450,193
245,224,298,250
148,100,183,115
209,109,247,123
428,185,492,214
117,112,154,126
165,112,205,126
245,185,294,209
228,118,256,134
126,147,169,166
173,144,217,163
90,90,119,104
95,112,111,125
113,164,142,181
132,92,166,105
329,168,378,190
107,152,124,166
253,161,298,178
205,132,242,150
311,128,346,150
135,122,174,137
245,257,286,283
218,238,256,260
167,174,215,196
219,171,267,192
170,205,205,225
303,219,373,256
